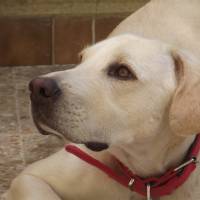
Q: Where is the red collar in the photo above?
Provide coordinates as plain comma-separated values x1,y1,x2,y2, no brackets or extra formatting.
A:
65,134,200,199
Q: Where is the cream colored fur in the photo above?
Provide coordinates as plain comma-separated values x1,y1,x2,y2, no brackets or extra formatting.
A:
5,0,200,199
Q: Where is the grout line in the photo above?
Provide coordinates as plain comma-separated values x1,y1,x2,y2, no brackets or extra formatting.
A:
12,68,26,167
92,17,96,44
51,17,55,65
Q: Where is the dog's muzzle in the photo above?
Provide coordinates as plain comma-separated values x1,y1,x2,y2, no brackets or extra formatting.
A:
29,77,62,135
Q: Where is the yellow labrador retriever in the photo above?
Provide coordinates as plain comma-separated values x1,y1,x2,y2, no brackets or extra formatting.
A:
6,0,200,199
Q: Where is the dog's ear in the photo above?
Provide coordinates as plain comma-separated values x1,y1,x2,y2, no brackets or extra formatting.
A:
169,50,200,136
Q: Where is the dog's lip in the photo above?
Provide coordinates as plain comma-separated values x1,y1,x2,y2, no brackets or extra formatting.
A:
34,120,67,141
85,142,109,152
34,121,51,135
36,122,109,151
32,114,108,150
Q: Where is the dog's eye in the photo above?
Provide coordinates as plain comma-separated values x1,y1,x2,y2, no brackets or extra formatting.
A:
107,63,136,80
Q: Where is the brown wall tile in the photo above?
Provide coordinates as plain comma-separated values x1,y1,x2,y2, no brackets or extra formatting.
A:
0,18,52,66
54,17,92,64
95,17,125,42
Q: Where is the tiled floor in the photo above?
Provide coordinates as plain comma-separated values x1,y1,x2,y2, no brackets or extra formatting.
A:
0,65,74,198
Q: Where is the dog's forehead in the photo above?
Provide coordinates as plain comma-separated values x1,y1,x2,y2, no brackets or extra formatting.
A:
82,34,168,60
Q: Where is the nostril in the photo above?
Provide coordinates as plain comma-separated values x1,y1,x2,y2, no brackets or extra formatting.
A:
39,87,48,97
29,77,61,99
39,86,61,98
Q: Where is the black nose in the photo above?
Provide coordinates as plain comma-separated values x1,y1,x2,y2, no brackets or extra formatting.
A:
29,77,61,101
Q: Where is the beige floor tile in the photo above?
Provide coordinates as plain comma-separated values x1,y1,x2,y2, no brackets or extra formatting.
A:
0,116,17,135
0,134,24,195
0,67,13,87
23,133,64,164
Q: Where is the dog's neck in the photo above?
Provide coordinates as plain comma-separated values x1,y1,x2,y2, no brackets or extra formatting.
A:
109,128,195,178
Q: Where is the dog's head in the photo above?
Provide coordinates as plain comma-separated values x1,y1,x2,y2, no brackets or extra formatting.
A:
29,34,200,152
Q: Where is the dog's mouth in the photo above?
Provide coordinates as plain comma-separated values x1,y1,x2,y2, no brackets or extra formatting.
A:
34,120,109,152
85,142,109,152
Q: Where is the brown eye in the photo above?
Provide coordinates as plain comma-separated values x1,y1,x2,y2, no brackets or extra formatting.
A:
107,63,136,80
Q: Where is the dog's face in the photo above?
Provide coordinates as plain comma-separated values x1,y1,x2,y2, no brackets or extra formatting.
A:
30,34,197,152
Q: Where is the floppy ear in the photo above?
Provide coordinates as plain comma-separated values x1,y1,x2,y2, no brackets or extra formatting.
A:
169,50,200,136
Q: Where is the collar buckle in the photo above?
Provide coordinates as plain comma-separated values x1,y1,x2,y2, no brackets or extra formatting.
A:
128,178,135,189
174,157,198,172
